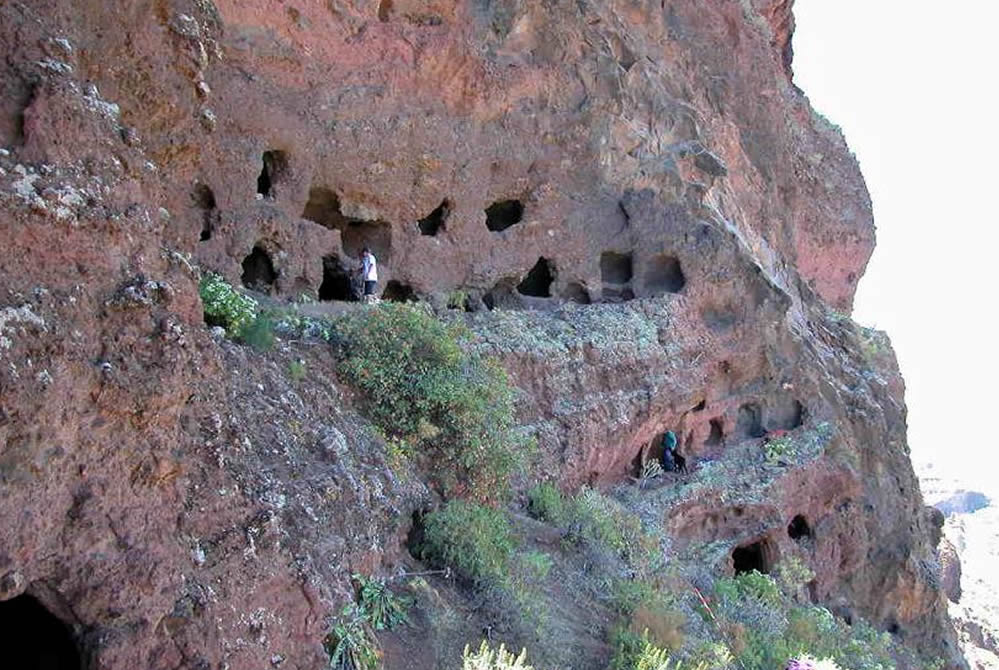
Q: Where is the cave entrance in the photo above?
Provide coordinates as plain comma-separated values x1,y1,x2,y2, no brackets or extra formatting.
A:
705,418,724,447
257,150,288,199
769,398,805,431
0,593,82,669
645,254,686,294
736,403,766,439
302,187,350,230
418,199,450,236
241,246,276,292
382,280,416,303
517,257,555,298
788,515,812,541
562,282,591,305
192,183,217,242
733,537,776,575
484,199,524,232
319,256,357,302
600,251,633,284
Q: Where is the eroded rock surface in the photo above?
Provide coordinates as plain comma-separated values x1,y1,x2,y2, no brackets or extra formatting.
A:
0,1,962,669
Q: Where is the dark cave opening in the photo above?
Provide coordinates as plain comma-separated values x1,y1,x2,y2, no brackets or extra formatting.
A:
257,150,288,198
192,183,217,242
562,282,591,305
788,515,812,541
382,280,416,303
645,254,686,294
319,256,357,302
405,510,427,560
733,538,776,575
418,199,450,236
484,199,524,232
736,402,766,439
600,251,633,284
241,246,277,292
705,418,724,447
770,398,805,431
517,257,555,298
0,593,81,670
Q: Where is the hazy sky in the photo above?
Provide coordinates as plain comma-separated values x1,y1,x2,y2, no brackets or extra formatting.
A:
793,1,999,489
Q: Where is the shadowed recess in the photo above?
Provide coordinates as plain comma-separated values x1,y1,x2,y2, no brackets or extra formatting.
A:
600,251,633,284
257,150,288,198
382,280,417,303
788,515,812,540
302,187,350,231
736,402,766,439
733,537,776,575
517,257,555,297
241,246,276,292
0,593,81,669
418,199,450,236
192,183,217,242
645,254,686,293
319,255,356,302
484,199,524,232
562,281,591,305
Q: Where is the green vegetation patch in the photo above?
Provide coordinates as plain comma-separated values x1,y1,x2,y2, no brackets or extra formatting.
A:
333,303,526,500
420,500,516,588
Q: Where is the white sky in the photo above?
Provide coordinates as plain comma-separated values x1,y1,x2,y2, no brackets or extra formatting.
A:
792,1,999,491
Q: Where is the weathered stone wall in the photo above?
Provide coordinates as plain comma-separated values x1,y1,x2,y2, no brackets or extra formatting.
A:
0,1,961,668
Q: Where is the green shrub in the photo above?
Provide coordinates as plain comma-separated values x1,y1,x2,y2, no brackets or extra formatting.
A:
567,489,649,561
527,483,567,524
199,273,258,336
715,571,782,608
517,550,553,580
421,500,515,588
353,573,411,631
288,359,307,381
240,312,276,351
333,304,523,500
462,641,536,670
763,436,793,464
325,603,379,670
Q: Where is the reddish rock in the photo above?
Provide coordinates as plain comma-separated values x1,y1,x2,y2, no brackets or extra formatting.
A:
0,1,959,669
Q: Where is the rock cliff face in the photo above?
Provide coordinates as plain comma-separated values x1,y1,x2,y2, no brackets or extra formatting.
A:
0,1,962,669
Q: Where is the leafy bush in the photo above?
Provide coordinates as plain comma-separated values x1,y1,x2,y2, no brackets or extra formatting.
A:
610,629,706,670
420,500,515,588
763,436,793,464
325,603,379,670
462,641,536,670
333,304,524,500
353,573,411,631
199,273,258,335
707,566,901,670
527,483,567,524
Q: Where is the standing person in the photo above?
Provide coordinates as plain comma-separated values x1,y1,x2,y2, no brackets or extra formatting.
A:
361,247,378,303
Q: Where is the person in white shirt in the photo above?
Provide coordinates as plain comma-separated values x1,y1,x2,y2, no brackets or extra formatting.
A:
361,247,378,303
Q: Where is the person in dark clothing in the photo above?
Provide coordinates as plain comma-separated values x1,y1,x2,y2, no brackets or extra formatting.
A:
661,431,678,472
660,430,688,473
